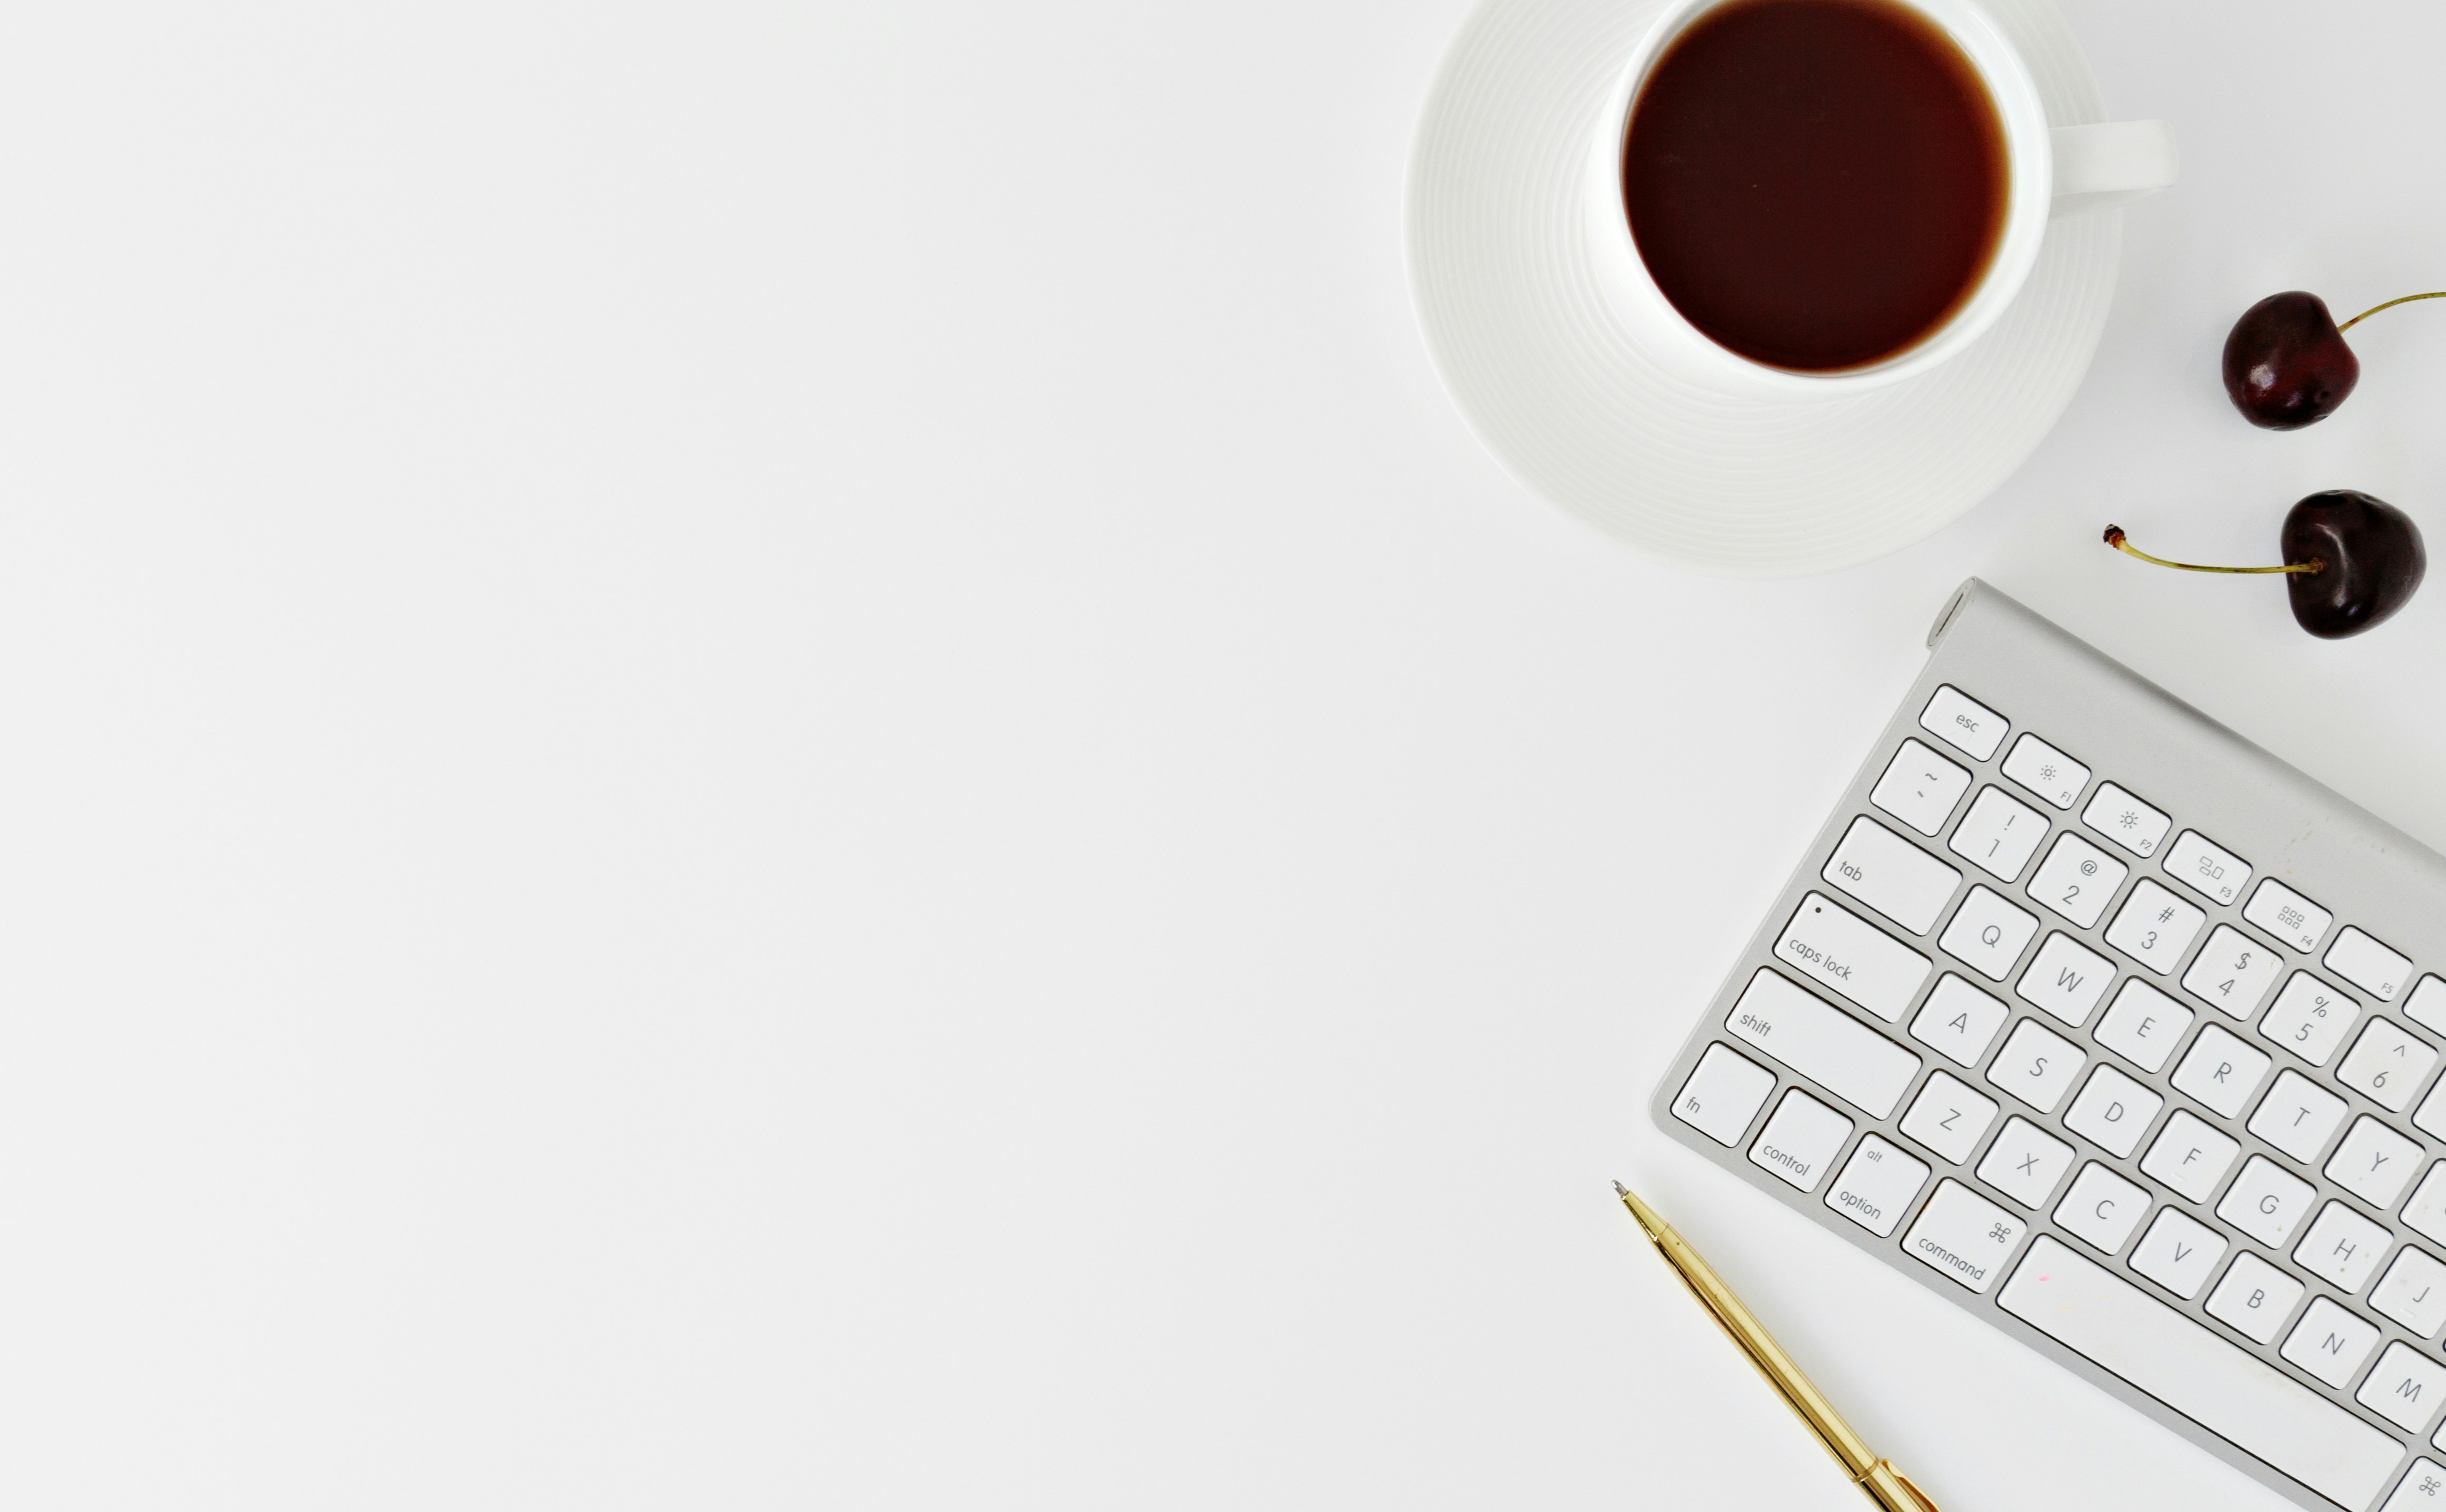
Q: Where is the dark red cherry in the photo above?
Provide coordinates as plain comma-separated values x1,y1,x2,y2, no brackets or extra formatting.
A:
2224,292,2358,430
2282,490,2426,638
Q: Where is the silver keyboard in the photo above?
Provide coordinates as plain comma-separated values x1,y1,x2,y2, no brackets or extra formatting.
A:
1652,580,2446,1512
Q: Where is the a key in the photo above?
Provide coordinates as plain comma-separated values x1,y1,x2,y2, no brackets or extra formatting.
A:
1948,785,2048,882
2279,1297,2383,1389
2293,1200,2392,1294
1999,731,2088,810
1900,1178,2024,1293
1907,974,2010,1069
2327,1116,2425,1210
2055,1162,2151,1255
1935,885,2039,982
2247,1070,2349,1163
2372,1247,2446,1338
2327,926,2414,1002
2139,1109,2242,1203
2102,878,2206,976
1773,893,1933,1023
2245,877,2334,955
2206,1251,2308,1345
2410,977,2446,1038
1671,1045,1778,1146
2404,1164,2446,1247
2160,828,2251,908
2170,1024,2273,1119
1977,1116,2075,1207
1822,817,1962,936
2380,1461,2446,1512
2002,1240,2397,1510
2356,1342,2446,1434
1897,1071,1997,1165
2219,1155,2318,1248
2129,1207,2227,1299
1918,685,2007,762
2092,978,2195,1074
2062,1064,2163,1159
2015,931,2114,1027
1823,1134,1929,1238
1749,1089,1854,1194
2082,781,2172,859
2025,831,2128,931
2260,972,2361,1068
1868,739,1973,837
1984,1018,2084,1114
2181,924,2285,1020
2336,1016,2438,1113
1723,969,1922,1119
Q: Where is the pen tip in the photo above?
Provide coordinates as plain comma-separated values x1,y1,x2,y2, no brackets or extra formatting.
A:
1612,1179,1629,1197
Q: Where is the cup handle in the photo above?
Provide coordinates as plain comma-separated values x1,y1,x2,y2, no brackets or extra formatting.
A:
2049,121,2178,218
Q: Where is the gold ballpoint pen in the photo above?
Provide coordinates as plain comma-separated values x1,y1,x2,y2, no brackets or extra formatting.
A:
1616,1182,1941,1512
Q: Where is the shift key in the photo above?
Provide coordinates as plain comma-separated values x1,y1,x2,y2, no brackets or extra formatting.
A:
1823,816,1962,935
1726,968,1922,1119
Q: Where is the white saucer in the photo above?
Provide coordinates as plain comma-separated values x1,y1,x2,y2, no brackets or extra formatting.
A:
1406,0,2123,577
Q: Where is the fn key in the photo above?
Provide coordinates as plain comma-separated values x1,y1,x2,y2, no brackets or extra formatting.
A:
1670,1045,1776,1147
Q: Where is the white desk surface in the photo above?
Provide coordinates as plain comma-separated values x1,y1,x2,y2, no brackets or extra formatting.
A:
12,2,2445,1506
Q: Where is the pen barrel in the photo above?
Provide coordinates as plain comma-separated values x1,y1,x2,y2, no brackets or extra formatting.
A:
1653,1225,1881,1479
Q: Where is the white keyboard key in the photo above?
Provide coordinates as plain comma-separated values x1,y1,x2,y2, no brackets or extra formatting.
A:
1907,974,2010,1069
1869,739,1973,837
2328,1116,2428,1210
2245,877,2335,955
1749,1089,1854,1193
2055,1162,2151,1255
1984,1018,2085,1114
2092,978,2195,1075
2407,1165,2446,1247
2182,924,2286,1020
2220,1154,2320,1247
2261,972,2362,1068
2000,731,2088,810
2171,1024,2273,1119
2382,1461,2446,1512
1948,786,2049,883
2161,828,2252,908
1723,970,1923,1120
2420,1079,2446,1144
1935,886,2039,982
2336,1018,2439,1113
2003,1240,2397,1510
2410,977,2446,1037
2082,781,2173,859
2247,1070,2350,1162
1822,817,1961,936
2025,831,2127,930
2375,1248,2446,1338
2141,1109,2243,1203
2015,932,2115,1027
2294,1200,2393,1294
1673,1047,1777,1148
2328,926,2415,1003
1902,1178,2025,1293
1824,1133,1929,1238
2282,1297,2385,1388
2130,1206,2227,1299
1918,685,2007,762
1978,1116,2076,1207
2062,1064,2163,1158
1897,1071,1998,1165
1774,893,1933,1023
2102,878,2206,976
2207,1251,2309,1344
2359,1342,2446,1434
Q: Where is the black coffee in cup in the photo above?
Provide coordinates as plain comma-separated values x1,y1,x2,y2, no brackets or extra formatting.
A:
1623,0,2009,372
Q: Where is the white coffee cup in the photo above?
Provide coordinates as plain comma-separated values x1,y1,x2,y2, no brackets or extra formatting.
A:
1584,0,2176,400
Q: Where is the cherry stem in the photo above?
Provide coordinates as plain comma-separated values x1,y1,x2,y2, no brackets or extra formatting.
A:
2338,291,2446,333
2102,525,2324,576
